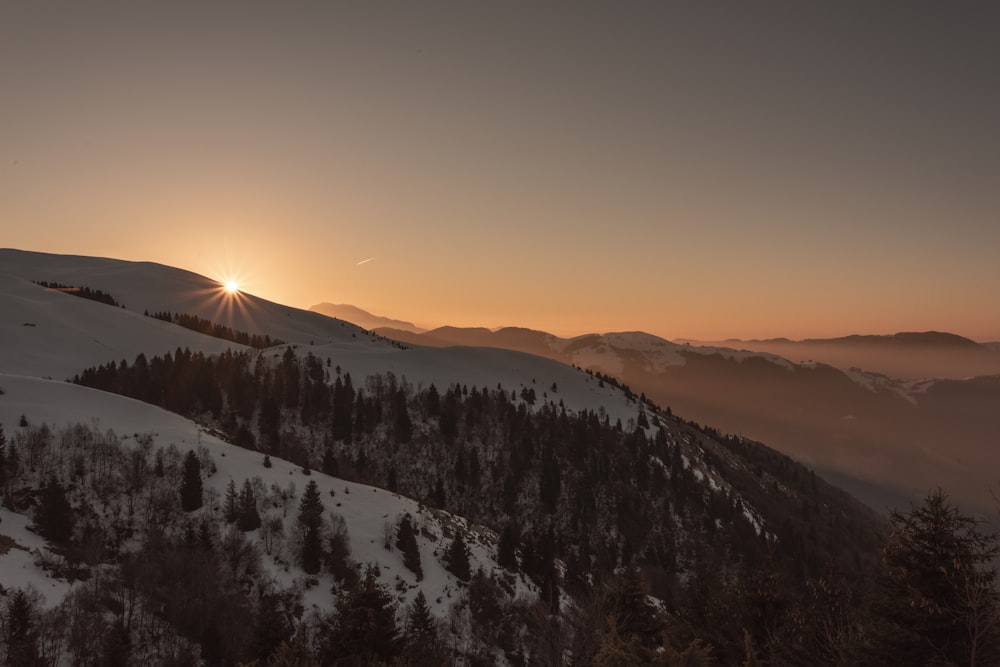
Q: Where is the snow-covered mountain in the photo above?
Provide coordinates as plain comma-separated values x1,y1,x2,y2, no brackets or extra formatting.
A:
0,249,886,664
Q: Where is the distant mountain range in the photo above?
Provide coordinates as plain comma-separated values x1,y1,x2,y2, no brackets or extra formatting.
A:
310,302,425,333
699,331,1000,381
350,316,1000,515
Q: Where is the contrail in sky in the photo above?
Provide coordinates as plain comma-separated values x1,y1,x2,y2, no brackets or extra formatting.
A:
357,257,376,266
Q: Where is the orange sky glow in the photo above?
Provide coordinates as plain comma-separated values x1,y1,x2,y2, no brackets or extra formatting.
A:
2,3,998,342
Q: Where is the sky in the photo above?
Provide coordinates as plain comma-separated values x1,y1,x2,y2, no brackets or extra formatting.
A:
2,2,998,341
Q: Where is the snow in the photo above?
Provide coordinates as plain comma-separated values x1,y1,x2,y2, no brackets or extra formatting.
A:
0,272,239,380
0,248,379,352
0,248,709,621
842,367,918,405
0,508,73,608
0,373,532,618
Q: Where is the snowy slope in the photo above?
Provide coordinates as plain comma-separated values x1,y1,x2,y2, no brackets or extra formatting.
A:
0,374,533,616
0,271,239,379
0,249,660,618
1,249,650,426
1,249,376,349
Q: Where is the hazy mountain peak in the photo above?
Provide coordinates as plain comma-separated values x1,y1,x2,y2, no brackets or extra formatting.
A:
310,302,425,333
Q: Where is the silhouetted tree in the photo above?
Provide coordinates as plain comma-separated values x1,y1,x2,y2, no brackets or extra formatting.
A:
36,475,73,544
444,532,471,582
320,566,400,665
297,480,324,530
5,590,42,667
301,525,323,575
396,513,422,580
223,480,239,523
866,489,1000,666
401,590,446,666
237,480,261,532
497,523,518,571
180,450,203,512
393,389,412,443
0,423,8,488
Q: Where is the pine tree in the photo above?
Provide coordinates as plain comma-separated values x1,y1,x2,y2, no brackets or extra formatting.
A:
539,445,561,513
321,566,401,665
100,620,132,667
301,524,323,575
867,489,1000,666
180,449,203,512
223,480,239,523
5,590,42,667
433,478,446,508
395,513,423,580
237,479,261,531
321,448,339,476
400,590,446,666
393,389,412,443
251,592,294,661
0,423,8,488
297,480,324,530
497,523,518,571
36,474,73,544
444,532,472,582
603,568,665,648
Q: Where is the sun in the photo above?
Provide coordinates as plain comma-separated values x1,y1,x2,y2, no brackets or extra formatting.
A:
223,280,240,294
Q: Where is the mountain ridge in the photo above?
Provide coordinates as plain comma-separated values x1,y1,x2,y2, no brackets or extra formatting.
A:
310,302,426,333
370,321,1000,514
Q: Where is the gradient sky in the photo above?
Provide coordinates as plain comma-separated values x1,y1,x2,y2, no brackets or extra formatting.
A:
3,2,998,341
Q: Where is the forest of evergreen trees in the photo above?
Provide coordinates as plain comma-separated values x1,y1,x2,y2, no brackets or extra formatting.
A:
0,343,992,664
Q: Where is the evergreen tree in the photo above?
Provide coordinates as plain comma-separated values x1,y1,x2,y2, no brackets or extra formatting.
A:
36,474,73,544
497,523,518,571
321,448,339,476
433,478,446,509
603,568,665,648
0,423,7,488
866,489,1000,666
251,592,294,662
395,513,422,580
297,480,324,530
100,620,132,667
237,479,261,531
321,566,401,666
327,528,355,585
223,480,239,523
180,449,203,512
5,590,42,667
393,389,412,443
301,524,323,575
400,590,446,666
444,532,472,582
539,445,561,513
